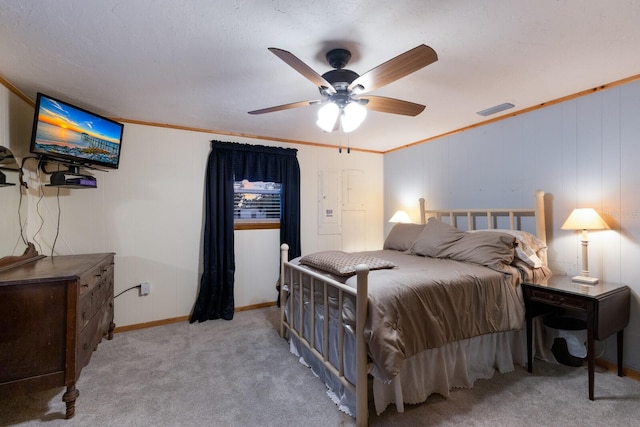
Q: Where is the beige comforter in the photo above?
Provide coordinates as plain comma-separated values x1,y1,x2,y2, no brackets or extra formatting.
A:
289,249,527,383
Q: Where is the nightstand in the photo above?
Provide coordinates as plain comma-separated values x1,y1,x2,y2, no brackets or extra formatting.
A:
522,276,630,400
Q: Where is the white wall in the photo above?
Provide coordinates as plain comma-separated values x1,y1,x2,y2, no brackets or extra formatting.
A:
2,88,384,327
0,87,31,257
384,79,640,370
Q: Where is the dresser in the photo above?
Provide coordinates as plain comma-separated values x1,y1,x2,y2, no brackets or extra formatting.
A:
0,253,115,419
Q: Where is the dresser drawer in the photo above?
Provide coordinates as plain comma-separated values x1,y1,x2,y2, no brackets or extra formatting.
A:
77,296,113,373
91,266,113,312
77,263,114,330
528,288,588,310
78,264,106,296
77,308,101,372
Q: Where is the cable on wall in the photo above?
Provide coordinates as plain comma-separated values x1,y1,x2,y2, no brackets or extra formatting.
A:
51,186,61,256
15,157,38,248
32,160,46,255
114,285,142,299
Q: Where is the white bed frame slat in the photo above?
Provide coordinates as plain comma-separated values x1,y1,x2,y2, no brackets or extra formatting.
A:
280,191,546,426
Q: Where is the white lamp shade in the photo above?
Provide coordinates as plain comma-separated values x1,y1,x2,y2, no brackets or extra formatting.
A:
388,210,412,223
316,102,340,132
340,102,367,133
561,208,610,230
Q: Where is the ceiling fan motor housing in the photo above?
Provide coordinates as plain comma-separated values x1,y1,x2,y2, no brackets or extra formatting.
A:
322,48,359,92
321,69,359,88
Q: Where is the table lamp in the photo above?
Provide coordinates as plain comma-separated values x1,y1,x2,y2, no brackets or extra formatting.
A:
561,208,610,284
388,210,412,223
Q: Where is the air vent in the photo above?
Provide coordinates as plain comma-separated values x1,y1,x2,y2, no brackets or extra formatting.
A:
477,102,515,117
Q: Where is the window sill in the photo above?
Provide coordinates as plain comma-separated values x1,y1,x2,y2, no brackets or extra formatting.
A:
234,222,280,231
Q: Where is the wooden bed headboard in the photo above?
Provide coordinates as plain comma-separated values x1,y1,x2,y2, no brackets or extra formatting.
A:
418,190,546,245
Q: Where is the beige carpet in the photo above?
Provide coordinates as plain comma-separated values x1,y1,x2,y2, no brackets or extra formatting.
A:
1,306,639,426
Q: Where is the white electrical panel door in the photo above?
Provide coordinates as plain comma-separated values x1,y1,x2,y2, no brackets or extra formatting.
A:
342,169,365,210
318,169,341,235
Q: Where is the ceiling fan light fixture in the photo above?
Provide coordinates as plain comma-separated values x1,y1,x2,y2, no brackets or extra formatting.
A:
316,102,340,132
341,102,367,133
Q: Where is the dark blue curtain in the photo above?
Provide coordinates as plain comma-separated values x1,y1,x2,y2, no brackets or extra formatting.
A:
190,141,300,322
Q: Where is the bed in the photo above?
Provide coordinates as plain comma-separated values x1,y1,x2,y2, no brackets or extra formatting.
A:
278,191,551,426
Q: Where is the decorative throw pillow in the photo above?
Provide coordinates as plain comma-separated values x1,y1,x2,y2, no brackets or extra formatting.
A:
383,223,426,251
410,217,466,257
514,241,543,268
300,251,396,276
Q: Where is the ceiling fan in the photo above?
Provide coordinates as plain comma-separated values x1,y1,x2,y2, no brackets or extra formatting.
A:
248,44,438,132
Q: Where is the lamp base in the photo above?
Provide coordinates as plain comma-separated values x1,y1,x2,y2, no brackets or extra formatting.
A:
571,275,599,285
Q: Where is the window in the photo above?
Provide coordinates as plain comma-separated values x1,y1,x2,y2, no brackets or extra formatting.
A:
233,179,281,229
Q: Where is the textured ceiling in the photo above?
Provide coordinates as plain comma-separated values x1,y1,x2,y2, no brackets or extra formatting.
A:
1,0,640,152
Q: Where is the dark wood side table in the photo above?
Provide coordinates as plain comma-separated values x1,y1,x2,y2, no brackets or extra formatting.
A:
522,276,630,400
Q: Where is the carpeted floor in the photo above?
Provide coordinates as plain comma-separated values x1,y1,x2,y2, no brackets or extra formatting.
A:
1,306,639,426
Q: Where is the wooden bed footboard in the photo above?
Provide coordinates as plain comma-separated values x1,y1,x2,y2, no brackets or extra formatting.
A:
279,244,370,427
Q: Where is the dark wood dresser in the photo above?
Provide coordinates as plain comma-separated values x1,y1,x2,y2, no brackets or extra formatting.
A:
0,253,115,419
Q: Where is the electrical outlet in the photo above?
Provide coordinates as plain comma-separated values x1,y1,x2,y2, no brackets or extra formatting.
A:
140,282,150,296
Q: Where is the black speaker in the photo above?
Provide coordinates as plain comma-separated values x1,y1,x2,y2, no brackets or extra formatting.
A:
50,171,67,186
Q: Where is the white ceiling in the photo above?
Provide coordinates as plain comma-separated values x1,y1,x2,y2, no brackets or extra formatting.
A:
1,1,640,153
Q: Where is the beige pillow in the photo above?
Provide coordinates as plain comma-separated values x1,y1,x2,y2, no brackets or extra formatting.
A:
410,217,466,257
383,223,426,251
440,231,516,271
300,251,396,276
411,219,516,271
470,229,545,268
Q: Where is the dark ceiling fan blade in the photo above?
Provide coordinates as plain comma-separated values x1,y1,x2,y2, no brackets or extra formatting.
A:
361,96,426,116
268,48,336,94
349,44,438,93
248,100,319,115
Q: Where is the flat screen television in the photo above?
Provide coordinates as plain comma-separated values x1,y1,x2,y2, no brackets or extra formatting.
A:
29,93,124,171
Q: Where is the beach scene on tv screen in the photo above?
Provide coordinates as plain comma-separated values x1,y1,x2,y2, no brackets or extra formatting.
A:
33,96,122,166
